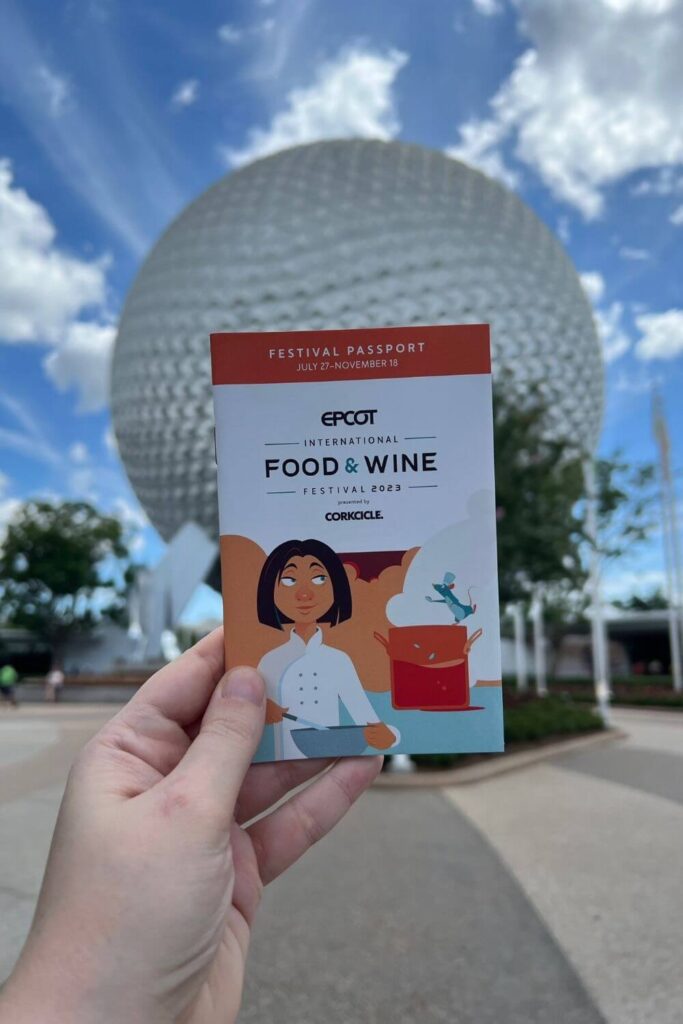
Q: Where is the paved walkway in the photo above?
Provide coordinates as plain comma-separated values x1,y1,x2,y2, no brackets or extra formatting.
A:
0,704,681,1022
446,709,683,1024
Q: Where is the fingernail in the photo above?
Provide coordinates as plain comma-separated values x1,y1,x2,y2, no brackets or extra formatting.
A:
222,666,264,705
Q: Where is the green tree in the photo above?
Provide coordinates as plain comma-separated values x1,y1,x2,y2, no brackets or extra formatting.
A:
494,386,656,679
494,385,656,600
0,501,133,663
613,588,668,612
594,454,657,561
494,385,586,605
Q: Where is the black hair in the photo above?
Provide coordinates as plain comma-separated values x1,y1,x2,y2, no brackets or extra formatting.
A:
257,538,352,630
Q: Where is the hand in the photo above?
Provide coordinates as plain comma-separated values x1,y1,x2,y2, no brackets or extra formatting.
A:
364,721,396,750
0,629,382,1024
265,697,288,724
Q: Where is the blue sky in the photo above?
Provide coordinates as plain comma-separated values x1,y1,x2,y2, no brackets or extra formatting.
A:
1,0,682,621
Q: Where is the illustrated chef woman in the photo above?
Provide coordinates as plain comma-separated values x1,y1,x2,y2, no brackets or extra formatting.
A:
257,538,396,760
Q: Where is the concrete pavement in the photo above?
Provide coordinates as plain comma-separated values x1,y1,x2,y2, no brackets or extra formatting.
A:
0,706,115,981
241,788,603,1024
446,709,683,1024
0,704,681,1022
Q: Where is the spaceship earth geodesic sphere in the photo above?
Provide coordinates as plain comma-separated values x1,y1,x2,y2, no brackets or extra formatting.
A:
111,139,603,546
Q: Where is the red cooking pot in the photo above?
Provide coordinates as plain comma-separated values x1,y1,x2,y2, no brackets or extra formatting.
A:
374,624,483,711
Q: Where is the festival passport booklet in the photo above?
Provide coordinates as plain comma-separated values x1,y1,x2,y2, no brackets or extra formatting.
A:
210,324,503,763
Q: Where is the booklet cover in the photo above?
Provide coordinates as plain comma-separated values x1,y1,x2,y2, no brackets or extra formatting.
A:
210,324,503,763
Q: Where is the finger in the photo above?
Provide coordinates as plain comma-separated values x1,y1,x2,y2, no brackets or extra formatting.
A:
235,758,333,825
247,756,382,884
127,627,226,727
230,822,264,931
163,665,265,827
95,702,193,784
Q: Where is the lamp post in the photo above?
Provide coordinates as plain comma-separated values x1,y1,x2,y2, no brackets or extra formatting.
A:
531,586,547,696
660,506,682,692
653,392,683,692
584,458,611,724
511,602,528,693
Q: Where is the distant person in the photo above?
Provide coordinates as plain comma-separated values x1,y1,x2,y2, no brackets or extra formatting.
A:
0,663,19,708
44,666,65,703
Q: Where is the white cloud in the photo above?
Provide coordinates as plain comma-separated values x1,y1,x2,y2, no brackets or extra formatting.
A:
69,466,98,501
170,78,199,109
0,160,114,412
614,368,662,393
619,246,650,261
0,390,62,468
0,393,148,534
595,301,631,362
218,23,244,43
472,0,504,14
217,11,284,64
35,65,71,117
446,118,519,189
0,3,183,256
0,160,107,344
113,496,148,532
556,215,571,243
103,425,118,454
0,496,21,545
225,45,408,167
129,533,146,555
449,0,683,217
111,496,149,557
44,321,116,412
631,167,683,197
635,309,683,360
602,568,666,604
245,0,312,81
69,441,89,464
580,271,605,304
670,204,683,225
579,271,630,361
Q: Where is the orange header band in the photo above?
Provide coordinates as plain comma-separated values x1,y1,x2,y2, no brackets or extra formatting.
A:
210,323,490,385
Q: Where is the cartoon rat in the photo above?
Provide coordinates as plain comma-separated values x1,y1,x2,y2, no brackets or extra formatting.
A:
426,571,476,623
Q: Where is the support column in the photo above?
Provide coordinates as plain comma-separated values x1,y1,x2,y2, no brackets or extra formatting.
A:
662,489,683,692
653,392,683,692
531,586,547,697
511,602,528,693
141,522,218,662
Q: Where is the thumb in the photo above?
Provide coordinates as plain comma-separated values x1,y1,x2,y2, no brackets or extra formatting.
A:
173,666,265,827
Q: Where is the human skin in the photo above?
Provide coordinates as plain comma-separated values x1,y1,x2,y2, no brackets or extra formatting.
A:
265,556,395,749
0,629,382,1024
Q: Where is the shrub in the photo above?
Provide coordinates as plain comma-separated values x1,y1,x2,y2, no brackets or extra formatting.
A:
410,694,603,770
504,695,602,743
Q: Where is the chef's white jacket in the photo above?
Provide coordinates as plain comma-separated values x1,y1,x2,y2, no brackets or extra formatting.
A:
257,627,379,759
